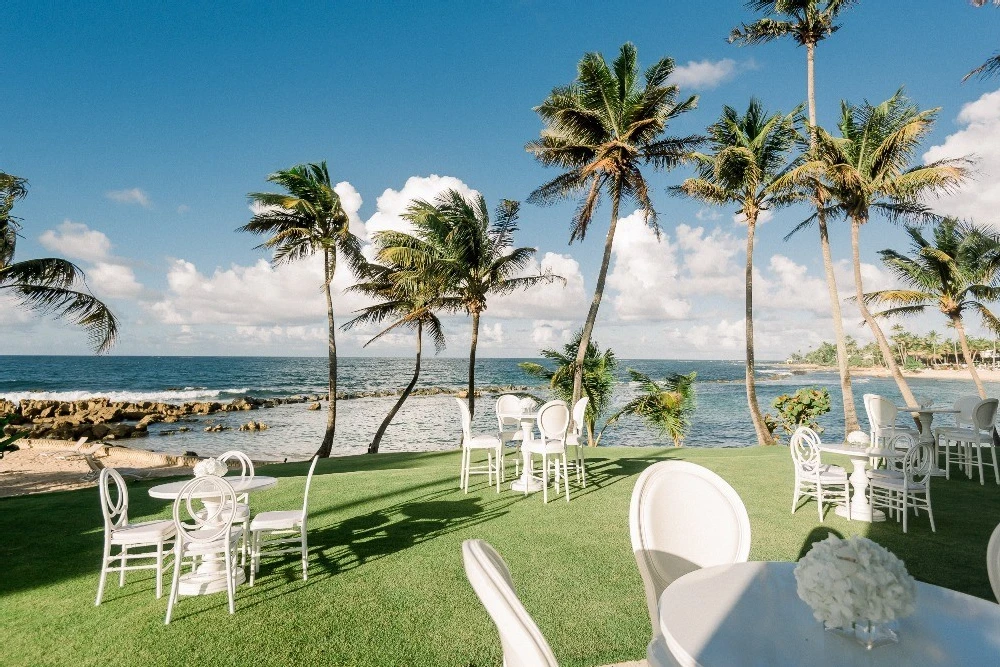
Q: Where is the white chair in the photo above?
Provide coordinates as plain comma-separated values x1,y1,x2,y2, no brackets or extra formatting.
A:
457,398,503,493
864,393,919,448
218,450,254,565
495,394,524,479
461,539,559,667
95,467,175,605
933,395,979,475
522,401,571,503
630,460,751,666
789,427,850,521
565,397,589,487
936,398,999,485
165,475,242,624
988,521,1000,604
249,455,318,585
869,442,935,533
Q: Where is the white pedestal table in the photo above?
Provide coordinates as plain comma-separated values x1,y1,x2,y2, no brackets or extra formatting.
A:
817,443,886,521
498,411,543,493
897,405,959,477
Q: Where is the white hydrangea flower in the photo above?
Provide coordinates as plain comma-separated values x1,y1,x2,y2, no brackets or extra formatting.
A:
193,457,227,478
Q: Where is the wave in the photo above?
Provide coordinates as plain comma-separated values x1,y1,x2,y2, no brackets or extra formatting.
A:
0,387,251,404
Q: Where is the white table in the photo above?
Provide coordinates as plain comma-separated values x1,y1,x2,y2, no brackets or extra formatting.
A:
654,562,1000,667
897,406,959,477
149,475,277,593
498,411,543,493
817,443,886,521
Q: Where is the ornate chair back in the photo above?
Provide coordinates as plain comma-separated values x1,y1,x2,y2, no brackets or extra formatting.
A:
99,467,130,531
973,399,999,433
789,426,822,474
536,401,570,444
172,476,238,545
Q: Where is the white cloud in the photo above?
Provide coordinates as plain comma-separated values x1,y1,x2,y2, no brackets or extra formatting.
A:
334,181,366,238
364,175,478,238
106,188,151,207
669,58,738,90
685,318,745,351
695,208,722,221
86,262,144,299
923,88,1000,227
489,252,587,320
177,204,190,214
733,209,775,226
39,220,112,263
530,320,574,347
756,254,829,314
675,224,743,297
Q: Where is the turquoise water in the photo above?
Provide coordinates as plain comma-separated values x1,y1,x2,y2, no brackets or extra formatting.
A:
0,356,991,460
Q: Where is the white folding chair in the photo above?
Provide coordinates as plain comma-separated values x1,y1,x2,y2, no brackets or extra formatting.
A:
933,395,979,475
456,398,502,493
95,467,175,605
937,398,999,485
988,521,1000,604
461,539,559,667
218,450,254,565
864,393,919,447
869,442,935,533
249,455,318,585
565,397,589,487
789,427,850,521
495,394,524,479
522,400,570,503
629,461,751,665
165,476,242,624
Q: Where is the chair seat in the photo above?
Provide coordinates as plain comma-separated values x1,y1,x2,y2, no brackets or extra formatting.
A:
799,464,847,482
869,478,926,492
523,439,566,455
465,435,501,449
182,526,243,553
868,469,904,480
566,433,584,447
197,502,249,521
110,519,176,545
935,427,987,441
250,510,303,531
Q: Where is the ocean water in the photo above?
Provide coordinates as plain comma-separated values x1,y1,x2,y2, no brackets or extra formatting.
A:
0,356,994,460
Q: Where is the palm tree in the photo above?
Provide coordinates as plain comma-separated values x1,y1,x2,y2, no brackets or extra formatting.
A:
779,93,971,406
730,0,862,433
966,0,1000,80
526,42,700,420
387,190,553,420
674,99,801,446
865,219,1000,398
518,331,617,447
343,235,449,454
604,370,697,447
1,172,118,352
240,162,364,458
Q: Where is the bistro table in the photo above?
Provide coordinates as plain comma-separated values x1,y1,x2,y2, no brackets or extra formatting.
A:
149,475,278,593
817,443,892,521
497,409,543,493
897,405,959,477
652,561,1000,667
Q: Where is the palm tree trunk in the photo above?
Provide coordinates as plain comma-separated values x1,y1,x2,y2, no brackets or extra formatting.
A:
468,311,480,419
744,213,774,446
850,217,917,406
369,321,423,454
806,40,860,433
953,316,987,398
317,250,337,458
571,195,620,418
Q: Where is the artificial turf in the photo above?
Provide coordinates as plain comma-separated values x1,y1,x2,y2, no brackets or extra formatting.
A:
1,445,997,666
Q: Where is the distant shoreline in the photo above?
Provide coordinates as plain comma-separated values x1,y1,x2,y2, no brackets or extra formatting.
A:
782,363,1000,383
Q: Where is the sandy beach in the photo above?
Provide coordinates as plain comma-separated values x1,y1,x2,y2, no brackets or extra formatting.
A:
784,363,1000,382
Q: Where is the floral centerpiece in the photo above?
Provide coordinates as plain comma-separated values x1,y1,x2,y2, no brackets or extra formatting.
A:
795,535,916,648
193,457,228,478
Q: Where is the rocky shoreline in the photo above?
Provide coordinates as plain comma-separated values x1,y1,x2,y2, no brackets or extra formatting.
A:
0,384,535,442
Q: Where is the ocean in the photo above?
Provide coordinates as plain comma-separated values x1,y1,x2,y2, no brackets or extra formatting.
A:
0,356,992,460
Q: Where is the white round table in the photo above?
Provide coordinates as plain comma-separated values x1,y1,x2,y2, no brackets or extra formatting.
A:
499,412,543,493
655,562,1000,667
817,443,887,521
149,475,277,593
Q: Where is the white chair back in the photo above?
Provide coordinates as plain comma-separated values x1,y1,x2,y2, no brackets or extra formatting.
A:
867,395,899,429
988,522,1000,604
219,450,255,484
455,398,472,441
902,442,934,486
301,455,319,518
99,468,129,530
789,427,822,473
954,396,980,428
462,539,558,667
973,399,999,432
537,401,570,443
172,476,238,544
496,394,522,432
629,461,752,632
571,397,589,438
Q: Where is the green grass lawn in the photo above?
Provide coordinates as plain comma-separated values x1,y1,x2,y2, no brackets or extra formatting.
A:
1,446,998,666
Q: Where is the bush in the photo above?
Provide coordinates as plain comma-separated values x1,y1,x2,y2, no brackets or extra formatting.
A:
769,387,832,436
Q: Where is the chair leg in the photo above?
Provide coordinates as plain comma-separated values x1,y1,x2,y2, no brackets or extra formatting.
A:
991,442,1000,485
927,492,936,532
542,454,549,504
95,549,110,606
976,438,985,485
791,477,800,514
902,493,909,534
225,543,236,615
563,455,570,502
301,526,309,581
119,546,127,587
156,541,164,599
165,545,182,625
816,486,824,521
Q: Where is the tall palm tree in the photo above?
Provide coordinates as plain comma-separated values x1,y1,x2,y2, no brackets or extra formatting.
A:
343,235,449,454
730,0,862,433
604,370,697,447
240,162,364,458
674,99,801,446
966,0,1000,80
388,190,552,420
865,219,1000,398
518,330,617,447
1,172,118,352
779,93,971,406
526,42,700,420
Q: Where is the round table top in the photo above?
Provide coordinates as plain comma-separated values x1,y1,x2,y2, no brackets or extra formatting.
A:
897,406,960,415
817,443,875,459
148,475,278,499
497,411,536,423
658,561,1000,667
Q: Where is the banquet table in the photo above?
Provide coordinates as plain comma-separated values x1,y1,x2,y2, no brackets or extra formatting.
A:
497,410,542,492
897,405,960,476
816,443,889,521
148,475,278,593
653,561,1000,667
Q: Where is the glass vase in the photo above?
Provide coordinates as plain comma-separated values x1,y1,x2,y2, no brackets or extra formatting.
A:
825,620,899,650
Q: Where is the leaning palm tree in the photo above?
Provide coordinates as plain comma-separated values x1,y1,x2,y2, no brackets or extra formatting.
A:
343,239,449,454
674,99,802,446
865,219,1000,398
240,162,365,458
518,331,617,447
604,370,697,447
730,0,861,433
389,191,552,420
778,93,971,406
527,42,700,419
966,0,1000,80
1,172,118,352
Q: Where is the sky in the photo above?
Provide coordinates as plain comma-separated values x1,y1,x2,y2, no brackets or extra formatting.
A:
3,0,1000,360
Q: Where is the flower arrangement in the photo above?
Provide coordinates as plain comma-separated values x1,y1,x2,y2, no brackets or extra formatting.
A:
795,535,916,631
846,430,870,447
193,457,228,478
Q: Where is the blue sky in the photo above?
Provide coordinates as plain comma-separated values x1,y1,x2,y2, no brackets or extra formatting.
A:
3,1,1000,358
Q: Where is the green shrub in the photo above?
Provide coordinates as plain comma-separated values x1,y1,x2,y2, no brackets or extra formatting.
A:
769,387,832,436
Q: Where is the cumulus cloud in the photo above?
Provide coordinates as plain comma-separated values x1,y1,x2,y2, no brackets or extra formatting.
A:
695,208,722,221
106,188,151,207
37,221,144,299
675,224,743,297
364,175,478,238
489,252,587,320
530,320,574,346
86,262,144,298
733,209,775,226
607,212,690,321
669,59,740,90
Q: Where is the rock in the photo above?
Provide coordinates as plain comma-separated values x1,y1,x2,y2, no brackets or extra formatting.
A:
90,424,111,439
183,450,199,457
163,415,179,423
204,424,230,432
308,402,321,411
238,421,268,431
